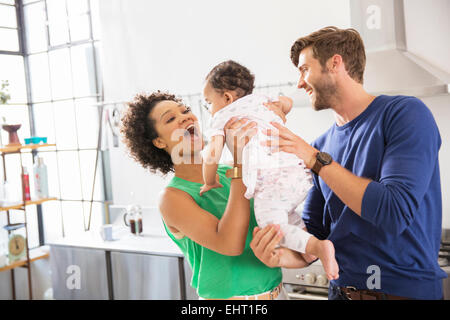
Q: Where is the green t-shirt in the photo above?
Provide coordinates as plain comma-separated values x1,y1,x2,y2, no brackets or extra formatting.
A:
162,164,282,299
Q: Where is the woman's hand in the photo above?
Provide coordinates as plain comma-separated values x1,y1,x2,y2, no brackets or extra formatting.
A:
223,117,257,165
262,122,317,168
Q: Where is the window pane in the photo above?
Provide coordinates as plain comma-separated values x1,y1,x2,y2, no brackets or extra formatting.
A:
69,13,90,42
0,27,19,51
25,205,40,248
93,42,102,90
90,0,101,40
48,48,73,100
2,152,33,202
0,4,17,28
32,103,56,145
57,151,82,199
0,1,15,5
42,200,63,242
0,55,26,103
66,0,88,16
79,150,103,201
35,150,60,199
71,44,96,97
82,201,103,232
24,1,47,53
74,98,98,148
53,101,78,149
28,53,51,102
60,200,85,237
46,0,69,46
0,105,31,147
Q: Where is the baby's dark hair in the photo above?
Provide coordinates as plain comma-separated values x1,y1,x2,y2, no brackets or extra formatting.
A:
205,60,255,98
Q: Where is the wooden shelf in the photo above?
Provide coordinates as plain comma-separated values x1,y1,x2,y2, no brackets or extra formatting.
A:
0,143,56,154
0,197,58,212
0,246,50,273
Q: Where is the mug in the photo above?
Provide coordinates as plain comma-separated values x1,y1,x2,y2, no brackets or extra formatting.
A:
100,224,113,241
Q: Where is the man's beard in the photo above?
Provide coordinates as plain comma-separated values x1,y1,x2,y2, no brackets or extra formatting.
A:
311,72,337,111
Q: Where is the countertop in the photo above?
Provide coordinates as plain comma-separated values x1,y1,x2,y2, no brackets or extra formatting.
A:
48,224,183,258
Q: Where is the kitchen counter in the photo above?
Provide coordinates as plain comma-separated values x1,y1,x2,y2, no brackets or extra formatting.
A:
47,214,193,299
48,226,183,258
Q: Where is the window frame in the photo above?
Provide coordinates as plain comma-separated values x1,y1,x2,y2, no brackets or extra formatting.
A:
0,0,110,248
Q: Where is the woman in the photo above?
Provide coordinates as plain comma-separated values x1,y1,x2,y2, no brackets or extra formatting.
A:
121,91,301,299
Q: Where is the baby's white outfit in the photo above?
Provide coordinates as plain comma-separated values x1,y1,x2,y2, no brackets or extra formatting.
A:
206,93,313,253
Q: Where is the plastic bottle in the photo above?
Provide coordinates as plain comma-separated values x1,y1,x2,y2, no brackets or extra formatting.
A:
22,167,31,201
33,157,49,199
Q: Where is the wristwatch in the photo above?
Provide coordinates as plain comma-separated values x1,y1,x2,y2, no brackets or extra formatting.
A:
226,166,242,179
311,151,333,175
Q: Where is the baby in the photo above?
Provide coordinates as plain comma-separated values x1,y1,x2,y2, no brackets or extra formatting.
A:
200,60,338,280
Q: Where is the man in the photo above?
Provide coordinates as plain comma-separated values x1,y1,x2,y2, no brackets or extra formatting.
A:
251,26,446,300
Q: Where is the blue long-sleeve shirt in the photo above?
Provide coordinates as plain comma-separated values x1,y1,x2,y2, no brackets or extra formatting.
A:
302,95,447,299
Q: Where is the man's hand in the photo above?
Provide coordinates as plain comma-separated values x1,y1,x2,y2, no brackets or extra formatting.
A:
250,225,311,269
262,122,318,169
250,225,284,268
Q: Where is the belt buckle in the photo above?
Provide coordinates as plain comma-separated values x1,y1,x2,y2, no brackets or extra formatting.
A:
344,286,357,300
269,284,281,300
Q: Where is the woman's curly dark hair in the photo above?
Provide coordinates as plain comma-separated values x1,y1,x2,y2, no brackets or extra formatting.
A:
205,60,255,98
121,91,181,175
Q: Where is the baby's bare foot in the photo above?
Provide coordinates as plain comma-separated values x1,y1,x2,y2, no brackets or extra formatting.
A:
317,240,339,280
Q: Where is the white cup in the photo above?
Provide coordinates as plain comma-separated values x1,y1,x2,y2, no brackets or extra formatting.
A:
100,224,113,241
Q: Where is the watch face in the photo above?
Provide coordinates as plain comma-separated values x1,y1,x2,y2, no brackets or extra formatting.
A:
317,152,332,165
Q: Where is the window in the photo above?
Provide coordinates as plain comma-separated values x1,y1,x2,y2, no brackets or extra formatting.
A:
0,0,107,249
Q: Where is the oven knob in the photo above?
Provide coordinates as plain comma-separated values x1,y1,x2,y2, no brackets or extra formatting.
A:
316,274,328,286
305,273,316,285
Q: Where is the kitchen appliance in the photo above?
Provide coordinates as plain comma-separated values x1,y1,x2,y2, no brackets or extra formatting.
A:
440,228,450,300
350,0,450,97
282,260,329,300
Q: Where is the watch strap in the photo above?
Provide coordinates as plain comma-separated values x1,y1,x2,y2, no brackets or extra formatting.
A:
311,157,323,175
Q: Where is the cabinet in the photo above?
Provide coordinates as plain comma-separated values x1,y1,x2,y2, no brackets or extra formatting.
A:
50,245,109,300
111,252,182,299
49,245,198,300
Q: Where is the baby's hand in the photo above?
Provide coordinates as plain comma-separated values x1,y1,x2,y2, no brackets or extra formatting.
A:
263,101,286,123
199,181,223,196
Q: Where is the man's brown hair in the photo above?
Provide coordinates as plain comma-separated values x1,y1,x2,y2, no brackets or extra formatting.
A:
290,26,366,84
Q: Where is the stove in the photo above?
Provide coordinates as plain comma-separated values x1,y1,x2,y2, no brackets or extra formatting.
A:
282,228,450,300
440,229,450,300
282,260,329,300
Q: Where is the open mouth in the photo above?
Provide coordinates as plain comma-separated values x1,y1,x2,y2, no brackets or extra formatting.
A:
184,124,198,138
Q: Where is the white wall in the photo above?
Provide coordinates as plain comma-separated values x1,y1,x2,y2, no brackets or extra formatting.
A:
98,0,351,207
98,0,450,228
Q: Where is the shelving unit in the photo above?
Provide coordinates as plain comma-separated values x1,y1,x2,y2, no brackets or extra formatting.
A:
0,143,57,300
